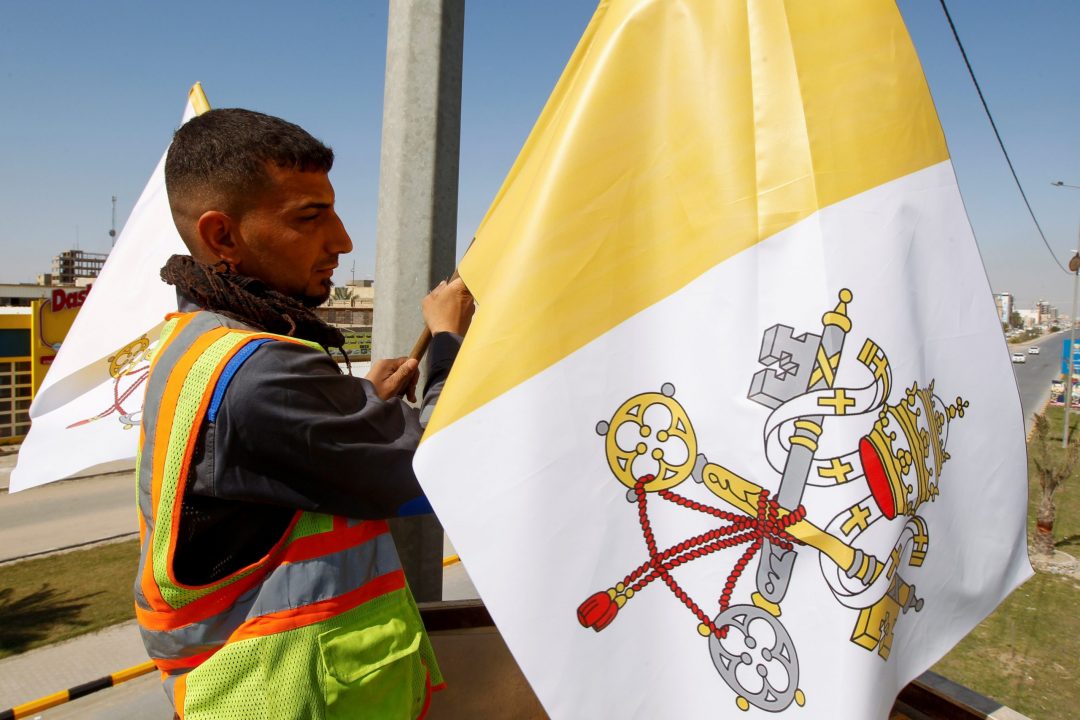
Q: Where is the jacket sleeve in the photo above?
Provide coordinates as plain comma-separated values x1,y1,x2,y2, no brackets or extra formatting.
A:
189,332,462,519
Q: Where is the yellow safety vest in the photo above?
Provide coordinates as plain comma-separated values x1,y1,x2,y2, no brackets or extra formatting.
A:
134,311,442,719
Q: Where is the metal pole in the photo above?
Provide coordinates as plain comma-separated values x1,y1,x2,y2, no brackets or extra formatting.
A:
374,0,465,602
1064,232,1080,447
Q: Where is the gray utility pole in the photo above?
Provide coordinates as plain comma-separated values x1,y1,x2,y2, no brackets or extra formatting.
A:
1052,183,1080,447
374,0,464,602
1063,234,1080,447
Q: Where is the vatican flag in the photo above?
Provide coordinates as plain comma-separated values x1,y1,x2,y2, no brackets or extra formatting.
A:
10,86,209,492
414,1,1032,717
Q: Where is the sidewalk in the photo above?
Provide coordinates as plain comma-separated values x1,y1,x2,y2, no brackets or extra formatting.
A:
0,444,19,492
0,621,161,711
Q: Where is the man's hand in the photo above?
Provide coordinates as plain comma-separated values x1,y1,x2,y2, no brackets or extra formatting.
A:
422,277,474,336
366,357,419,402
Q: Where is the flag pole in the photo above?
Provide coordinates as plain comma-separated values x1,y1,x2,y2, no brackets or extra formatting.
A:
408,268,461,361
408,237,472,361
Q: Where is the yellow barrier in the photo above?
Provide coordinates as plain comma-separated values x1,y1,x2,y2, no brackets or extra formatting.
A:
0,660,156,720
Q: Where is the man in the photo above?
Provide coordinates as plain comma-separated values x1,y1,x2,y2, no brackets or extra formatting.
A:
134,108,472,719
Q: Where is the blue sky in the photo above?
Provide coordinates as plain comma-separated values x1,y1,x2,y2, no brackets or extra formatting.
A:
1,1,1078,310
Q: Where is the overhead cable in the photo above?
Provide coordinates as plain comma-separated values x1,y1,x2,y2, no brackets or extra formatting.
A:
937,0,1070,274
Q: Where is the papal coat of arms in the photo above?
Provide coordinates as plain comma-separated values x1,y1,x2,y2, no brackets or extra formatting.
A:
577,289,968,713
66,334,154,430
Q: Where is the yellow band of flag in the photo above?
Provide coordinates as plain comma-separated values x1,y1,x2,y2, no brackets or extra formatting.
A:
426,0,947,437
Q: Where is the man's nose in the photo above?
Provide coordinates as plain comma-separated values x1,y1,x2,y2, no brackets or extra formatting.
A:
329,216,353,254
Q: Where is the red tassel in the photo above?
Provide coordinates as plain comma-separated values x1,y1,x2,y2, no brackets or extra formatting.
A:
577,591,618,631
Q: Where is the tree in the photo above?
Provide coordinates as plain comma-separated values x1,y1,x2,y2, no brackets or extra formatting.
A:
1009,310,1023,329
1029,413,1080,557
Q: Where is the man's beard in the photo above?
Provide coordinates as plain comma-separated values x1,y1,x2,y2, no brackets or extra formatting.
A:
298,278,333,308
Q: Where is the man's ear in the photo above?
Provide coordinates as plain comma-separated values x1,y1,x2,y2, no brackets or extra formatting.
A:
196,211,241,265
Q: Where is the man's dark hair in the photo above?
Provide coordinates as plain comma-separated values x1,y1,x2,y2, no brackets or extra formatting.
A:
165,108,334,221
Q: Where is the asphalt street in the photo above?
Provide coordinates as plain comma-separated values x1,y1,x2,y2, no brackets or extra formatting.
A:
1008,331,1067,433
0,469,136,563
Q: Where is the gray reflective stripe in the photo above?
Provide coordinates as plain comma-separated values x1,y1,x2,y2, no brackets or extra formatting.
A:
140,583,261,660
135,313,252,612
136,312,232,531
141,527,401,661
248,531,401,617
161,673,177,709
160,672,190,715
134,577,151,611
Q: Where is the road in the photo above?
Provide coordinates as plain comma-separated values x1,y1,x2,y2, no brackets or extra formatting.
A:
1009,331,1067,433
0,464,136,564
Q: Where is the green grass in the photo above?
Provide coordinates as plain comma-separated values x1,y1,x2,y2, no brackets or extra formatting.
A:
1007,329,1045,345
932,573,1080,720
0,540,138,660
930,404,1079,720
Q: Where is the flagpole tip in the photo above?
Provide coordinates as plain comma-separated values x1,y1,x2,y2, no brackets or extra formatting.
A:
188,83,212,116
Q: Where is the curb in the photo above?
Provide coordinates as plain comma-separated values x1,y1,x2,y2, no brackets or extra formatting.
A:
0,532,139,567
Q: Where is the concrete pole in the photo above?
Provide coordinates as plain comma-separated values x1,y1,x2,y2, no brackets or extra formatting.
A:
1064,234,1080,447
374,0,464,602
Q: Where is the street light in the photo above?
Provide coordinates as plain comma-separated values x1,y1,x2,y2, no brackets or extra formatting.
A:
1051,180,1080,447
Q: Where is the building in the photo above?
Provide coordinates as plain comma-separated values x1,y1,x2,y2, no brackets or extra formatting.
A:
314,280,374,358
0,282,89,307
50,249,108,285
1034,300,1057,327
1016,309,1038,328
0,286,86,442
993,292,1013,326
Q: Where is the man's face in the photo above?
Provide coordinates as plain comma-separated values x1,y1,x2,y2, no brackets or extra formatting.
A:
231,165,352,305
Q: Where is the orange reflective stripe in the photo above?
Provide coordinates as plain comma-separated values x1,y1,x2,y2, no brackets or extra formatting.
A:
150,327,231,522
136,512,301,631
154,648,217,674
149,312,198,376
174,673,187,720
141,327,232,611
282,519,389,564
227,570,406,643
136,538,279,632
164,334,294,592
155,330,311,602
333,515,348,531
417,668,434,720
144,326,318,610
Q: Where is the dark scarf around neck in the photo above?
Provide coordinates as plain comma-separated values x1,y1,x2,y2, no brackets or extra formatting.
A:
161,254,349,370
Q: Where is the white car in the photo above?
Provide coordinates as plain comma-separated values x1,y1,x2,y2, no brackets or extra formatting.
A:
1011,352,1026,364
1028,346,1040,355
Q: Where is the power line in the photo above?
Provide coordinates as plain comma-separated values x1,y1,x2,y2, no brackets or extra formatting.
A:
937,0,1070,275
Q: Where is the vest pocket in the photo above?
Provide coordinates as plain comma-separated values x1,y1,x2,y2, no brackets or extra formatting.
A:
318,615,425,719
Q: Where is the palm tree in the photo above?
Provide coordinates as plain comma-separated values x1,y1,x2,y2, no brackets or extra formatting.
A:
1029,413,1079,557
